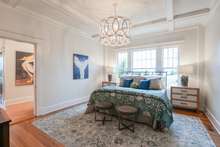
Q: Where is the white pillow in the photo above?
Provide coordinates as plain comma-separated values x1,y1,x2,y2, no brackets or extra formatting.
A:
150,79,164,90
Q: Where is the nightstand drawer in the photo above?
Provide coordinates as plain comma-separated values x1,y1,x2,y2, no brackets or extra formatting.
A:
172,94,197,102
172,88,198,95
172,100,197,109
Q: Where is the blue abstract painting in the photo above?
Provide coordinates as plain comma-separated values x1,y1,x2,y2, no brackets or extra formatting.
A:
73,54,89,79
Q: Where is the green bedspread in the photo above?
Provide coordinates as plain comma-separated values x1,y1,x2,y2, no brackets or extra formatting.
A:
86,86,173,129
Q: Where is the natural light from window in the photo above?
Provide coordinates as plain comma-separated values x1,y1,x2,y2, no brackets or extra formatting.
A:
132,49,156,72
116,46,179,88
163,48,179,88
117,52,128,76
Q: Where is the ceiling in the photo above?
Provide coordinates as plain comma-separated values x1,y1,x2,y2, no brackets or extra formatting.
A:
0,0,216,37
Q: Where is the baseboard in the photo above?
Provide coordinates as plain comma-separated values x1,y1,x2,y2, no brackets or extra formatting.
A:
205,108,220,135
5,96,34,106
37,96,89,116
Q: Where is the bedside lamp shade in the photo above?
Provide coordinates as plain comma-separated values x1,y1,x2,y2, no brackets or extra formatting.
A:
105,66,113,74
179,65,194,75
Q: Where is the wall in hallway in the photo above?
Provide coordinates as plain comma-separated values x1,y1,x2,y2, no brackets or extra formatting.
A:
0,39,34,105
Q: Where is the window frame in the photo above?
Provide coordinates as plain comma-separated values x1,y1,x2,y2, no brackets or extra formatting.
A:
116,51,129,74
131,48,157,71
162,47,179,69
115,43,182,87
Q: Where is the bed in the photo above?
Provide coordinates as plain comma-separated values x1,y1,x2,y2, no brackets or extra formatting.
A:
86,72,173,130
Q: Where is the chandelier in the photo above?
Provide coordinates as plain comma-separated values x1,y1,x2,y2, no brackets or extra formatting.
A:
99,3,131,47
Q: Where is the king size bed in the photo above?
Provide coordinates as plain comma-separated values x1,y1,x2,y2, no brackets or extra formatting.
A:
86,71,173,130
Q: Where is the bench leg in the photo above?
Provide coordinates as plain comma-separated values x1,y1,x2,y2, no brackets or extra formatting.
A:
118,114,136,133
94,109,112,125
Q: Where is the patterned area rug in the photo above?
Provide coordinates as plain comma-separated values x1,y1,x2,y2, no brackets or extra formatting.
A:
33,104,215,147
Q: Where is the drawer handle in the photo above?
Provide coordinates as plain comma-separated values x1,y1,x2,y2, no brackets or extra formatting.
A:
180,102,188,105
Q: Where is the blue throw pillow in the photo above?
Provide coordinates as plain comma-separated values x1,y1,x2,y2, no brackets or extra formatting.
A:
123,79,133,87
139,80,150,90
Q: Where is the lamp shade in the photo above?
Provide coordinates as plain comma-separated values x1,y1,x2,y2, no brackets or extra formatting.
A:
105,66,114,74
179,65,194,75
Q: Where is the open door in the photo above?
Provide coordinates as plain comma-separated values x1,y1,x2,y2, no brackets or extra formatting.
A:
0,39,5,109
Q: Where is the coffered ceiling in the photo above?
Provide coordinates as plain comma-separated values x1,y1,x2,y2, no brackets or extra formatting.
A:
0,0,216,37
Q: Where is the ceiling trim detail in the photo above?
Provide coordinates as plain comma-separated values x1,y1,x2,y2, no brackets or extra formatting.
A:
0,2,92,40
40,0,98,25
92,8,210,38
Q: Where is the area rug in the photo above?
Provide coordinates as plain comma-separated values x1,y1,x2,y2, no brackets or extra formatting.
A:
33,104,216,147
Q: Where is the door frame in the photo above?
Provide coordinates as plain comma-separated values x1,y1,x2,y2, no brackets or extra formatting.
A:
0,29,43,116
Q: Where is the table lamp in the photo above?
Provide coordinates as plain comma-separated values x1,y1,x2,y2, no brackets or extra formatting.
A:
105,66,113,82
179,65,194,87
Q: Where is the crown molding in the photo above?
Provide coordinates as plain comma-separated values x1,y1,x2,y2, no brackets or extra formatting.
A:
127,25,200,42
1,0,22,8
115,40,184,51
39,0,98,25
208,0,220,19
0,2,92,40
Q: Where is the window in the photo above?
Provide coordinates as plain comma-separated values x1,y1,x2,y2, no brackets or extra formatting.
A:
163,48,179,87
163,48,178,68
132,49,156,72
117,52,128,76
115,46,180,88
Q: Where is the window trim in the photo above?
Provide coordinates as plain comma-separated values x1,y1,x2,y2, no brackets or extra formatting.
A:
115,43,182,73
117,51,129,71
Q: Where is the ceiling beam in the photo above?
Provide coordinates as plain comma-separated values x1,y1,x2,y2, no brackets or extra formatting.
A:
165,0,174,32
91,8,210,38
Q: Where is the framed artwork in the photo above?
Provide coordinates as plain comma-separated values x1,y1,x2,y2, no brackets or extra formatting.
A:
73,54,89,79
15,51,34,86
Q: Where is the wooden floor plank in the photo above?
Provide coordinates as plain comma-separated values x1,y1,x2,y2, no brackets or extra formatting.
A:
6,102,35,124
10,120,64,147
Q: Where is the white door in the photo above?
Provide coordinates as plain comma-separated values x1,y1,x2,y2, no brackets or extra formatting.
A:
0,39,5,108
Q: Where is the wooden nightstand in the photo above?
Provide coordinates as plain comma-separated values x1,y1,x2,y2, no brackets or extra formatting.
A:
171,86,200,112
0,108,11,147
102,81,117,87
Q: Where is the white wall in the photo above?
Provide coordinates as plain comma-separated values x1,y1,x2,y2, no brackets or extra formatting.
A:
105,27,205,110
204,3,220,132
0,39,34,105
0,3,104,115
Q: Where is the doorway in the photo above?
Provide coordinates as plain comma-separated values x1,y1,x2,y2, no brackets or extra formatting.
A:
0,38,36,124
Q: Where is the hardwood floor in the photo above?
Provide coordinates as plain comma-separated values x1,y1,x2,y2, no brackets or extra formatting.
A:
10,119,63,147
6,102,63,147
7,103,220,147
174,109,220,147
6,102,35,125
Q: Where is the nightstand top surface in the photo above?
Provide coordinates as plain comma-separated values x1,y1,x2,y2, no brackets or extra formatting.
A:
171,86,199,90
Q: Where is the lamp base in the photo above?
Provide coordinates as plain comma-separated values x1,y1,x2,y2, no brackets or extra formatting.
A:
108,74,112,82
180,75,189,87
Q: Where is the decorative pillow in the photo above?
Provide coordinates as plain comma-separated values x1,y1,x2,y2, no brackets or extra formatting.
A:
130,82,139,89
122,79,133,87
132,76,145,84
139,80,150,90
149,79,163,90
119,76,133,87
